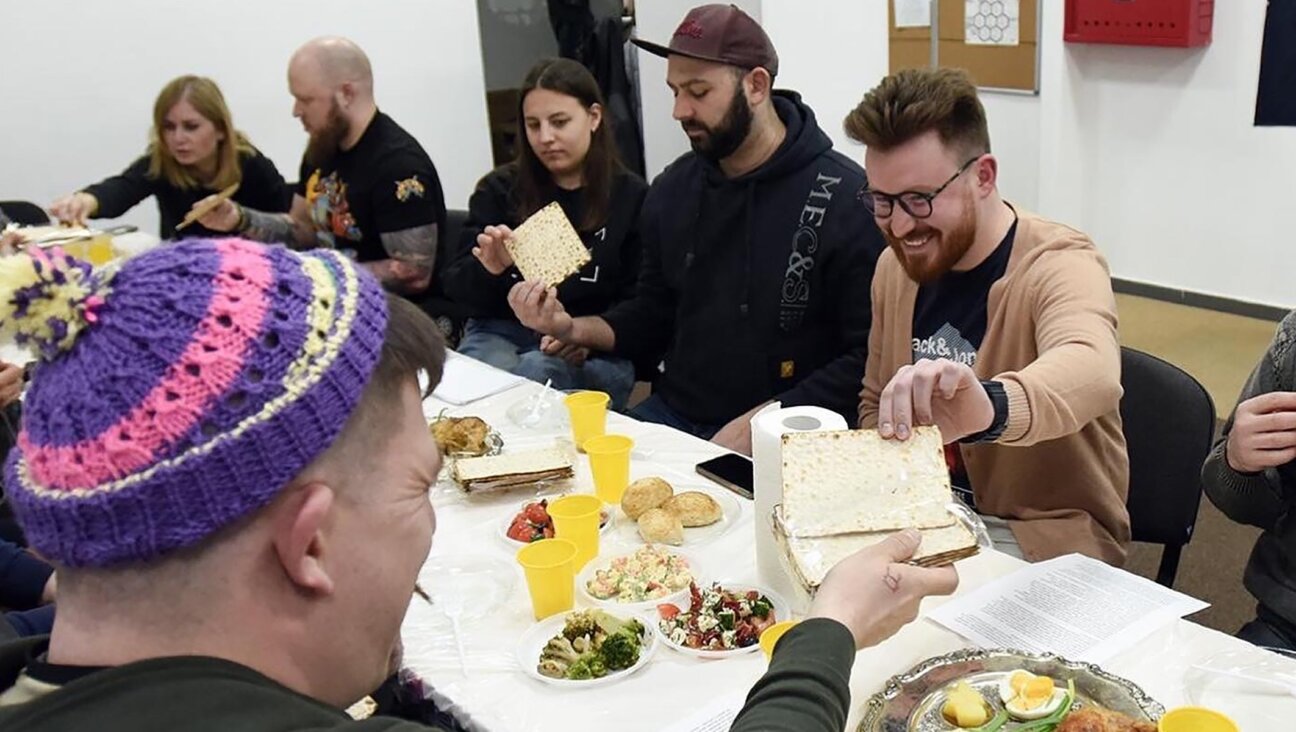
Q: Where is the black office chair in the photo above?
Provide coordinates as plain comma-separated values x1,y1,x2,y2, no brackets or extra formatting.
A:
1119,347,1216,588
0,201,50,226
417,208,477,347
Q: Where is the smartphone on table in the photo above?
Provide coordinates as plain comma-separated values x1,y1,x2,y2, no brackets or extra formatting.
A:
696,453,754,500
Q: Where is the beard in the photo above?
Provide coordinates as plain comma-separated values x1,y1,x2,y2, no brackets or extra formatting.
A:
682,85,753,163
883,190,979,284
304,101,350,169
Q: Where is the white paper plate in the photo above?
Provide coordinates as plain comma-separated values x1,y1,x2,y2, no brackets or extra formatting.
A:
610,484,742,548
653,582,792,659
1184,646,1296,730
497,495,612,548
515,609,657,689
576,546,703,612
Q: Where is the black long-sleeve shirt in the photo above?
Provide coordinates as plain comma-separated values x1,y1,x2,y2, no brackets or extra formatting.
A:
0,540,54,639
81,149,291,240
442,164,647,322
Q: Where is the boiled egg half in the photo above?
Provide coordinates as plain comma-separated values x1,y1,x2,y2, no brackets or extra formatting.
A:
997,670,1066,720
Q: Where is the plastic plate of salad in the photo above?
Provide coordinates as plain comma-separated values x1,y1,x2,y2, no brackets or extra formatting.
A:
654,581,791,659
499,495,611,546
577,545,703,612
516,608,658,689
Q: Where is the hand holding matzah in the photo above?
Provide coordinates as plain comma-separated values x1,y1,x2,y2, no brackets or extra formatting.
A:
504,202,591,285
774,427,982,597
807,529,959,649
473,224,516,276
509,280,574,339
878,358,995,443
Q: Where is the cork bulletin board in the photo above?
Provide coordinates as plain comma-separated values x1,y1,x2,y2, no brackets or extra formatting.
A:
888,0,1041,94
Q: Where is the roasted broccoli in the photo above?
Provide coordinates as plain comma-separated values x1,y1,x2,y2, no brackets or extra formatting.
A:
598,628,643,670
561,610,599,642
564,654,608,680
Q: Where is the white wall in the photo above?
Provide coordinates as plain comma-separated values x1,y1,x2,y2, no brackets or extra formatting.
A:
0,0,492,232
634,0,762,176
760,0,885,161
1035,2,1296,309
760,1,1292,308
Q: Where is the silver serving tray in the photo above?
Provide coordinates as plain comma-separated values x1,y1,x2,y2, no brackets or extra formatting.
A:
858,648,1163,731
445,430,504,459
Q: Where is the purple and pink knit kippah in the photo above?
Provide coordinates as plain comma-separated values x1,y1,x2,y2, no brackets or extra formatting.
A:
3,238,388,567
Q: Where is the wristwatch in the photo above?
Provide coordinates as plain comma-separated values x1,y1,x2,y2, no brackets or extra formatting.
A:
960,380,1009,444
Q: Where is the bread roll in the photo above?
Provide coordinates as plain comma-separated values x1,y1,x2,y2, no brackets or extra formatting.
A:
662,491,722,527
621,476,674,520
637,508,684,545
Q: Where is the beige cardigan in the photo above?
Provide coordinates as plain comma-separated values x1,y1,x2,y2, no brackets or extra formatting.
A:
858,209,1131,565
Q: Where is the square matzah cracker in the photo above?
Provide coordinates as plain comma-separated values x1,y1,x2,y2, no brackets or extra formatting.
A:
780,427,955,537
505,202,591,285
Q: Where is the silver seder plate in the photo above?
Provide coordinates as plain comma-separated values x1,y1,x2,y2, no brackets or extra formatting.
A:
858,648,1164,732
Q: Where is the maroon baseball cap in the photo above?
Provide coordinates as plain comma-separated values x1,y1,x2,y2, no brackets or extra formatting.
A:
632,4,779,76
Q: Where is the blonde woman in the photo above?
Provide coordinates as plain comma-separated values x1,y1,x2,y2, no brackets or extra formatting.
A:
49,75,290,239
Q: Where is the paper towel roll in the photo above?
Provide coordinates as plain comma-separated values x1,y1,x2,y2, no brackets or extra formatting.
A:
750,404,848,609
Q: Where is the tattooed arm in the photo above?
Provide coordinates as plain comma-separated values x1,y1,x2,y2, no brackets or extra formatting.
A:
362,223,438,294
195,194,315,248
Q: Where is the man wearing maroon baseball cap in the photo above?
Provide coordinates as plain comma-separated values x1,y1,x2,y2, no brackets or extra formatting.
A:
511,4,886,456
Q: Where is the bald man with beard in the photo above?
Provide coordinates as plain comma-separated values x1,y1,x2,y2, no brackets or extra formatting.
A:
197,37,446,297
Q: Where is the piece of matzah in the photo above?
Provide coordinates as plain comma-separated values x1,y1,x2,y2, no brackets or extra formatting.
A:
452,447,573,484
505,202,591,285
773,507,978,590
780,427,954,537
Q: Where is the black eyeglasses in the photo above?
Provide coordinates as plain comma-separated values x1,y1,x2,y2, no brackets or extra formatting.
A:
857,156,981,219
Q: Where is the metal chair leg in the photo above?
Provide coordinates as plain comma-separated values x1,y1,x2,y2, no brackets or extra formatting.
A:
1155,543,1184,588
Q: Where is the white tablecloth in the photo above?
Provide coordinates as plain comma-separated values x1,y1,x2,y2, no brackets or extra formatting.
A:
403,358,1273,732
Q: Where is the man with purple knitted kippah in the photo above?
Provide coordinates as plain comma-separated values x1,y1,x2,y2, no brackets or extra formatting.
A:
0,236,957,729
0,237,456,728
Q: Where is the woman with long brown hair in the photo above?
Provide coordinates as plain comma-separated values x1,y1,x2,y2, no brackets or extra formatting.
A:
49,75,290,239
445,58,647,408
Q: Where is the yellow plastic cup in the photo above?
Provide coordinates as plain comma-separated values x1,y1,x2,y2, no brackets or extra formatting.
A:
759,620,799,660
86,233,115,266
1158,707,1239,732
516,538,578,620
564,391,609,452
546,494,602,571
584,434,634,504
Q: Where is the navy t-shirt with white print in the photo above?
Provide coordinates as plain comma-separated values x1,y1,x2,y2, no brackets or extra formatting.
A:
911,219,1016,504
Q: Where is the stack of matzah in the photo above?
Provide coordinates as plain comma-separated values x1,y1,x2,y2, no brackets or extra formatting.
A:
774,427,980,593
451,447,574,493
504,202,591,285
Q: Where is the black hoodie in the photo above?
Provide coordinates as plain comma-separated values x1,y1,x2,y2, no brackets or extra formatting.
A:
604,91,884,425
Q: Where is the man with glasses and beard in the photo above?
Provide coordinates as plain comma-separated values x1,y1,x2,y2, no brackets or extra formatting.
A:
197,37,446,297
847,68,1130,565
510,4,883,455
